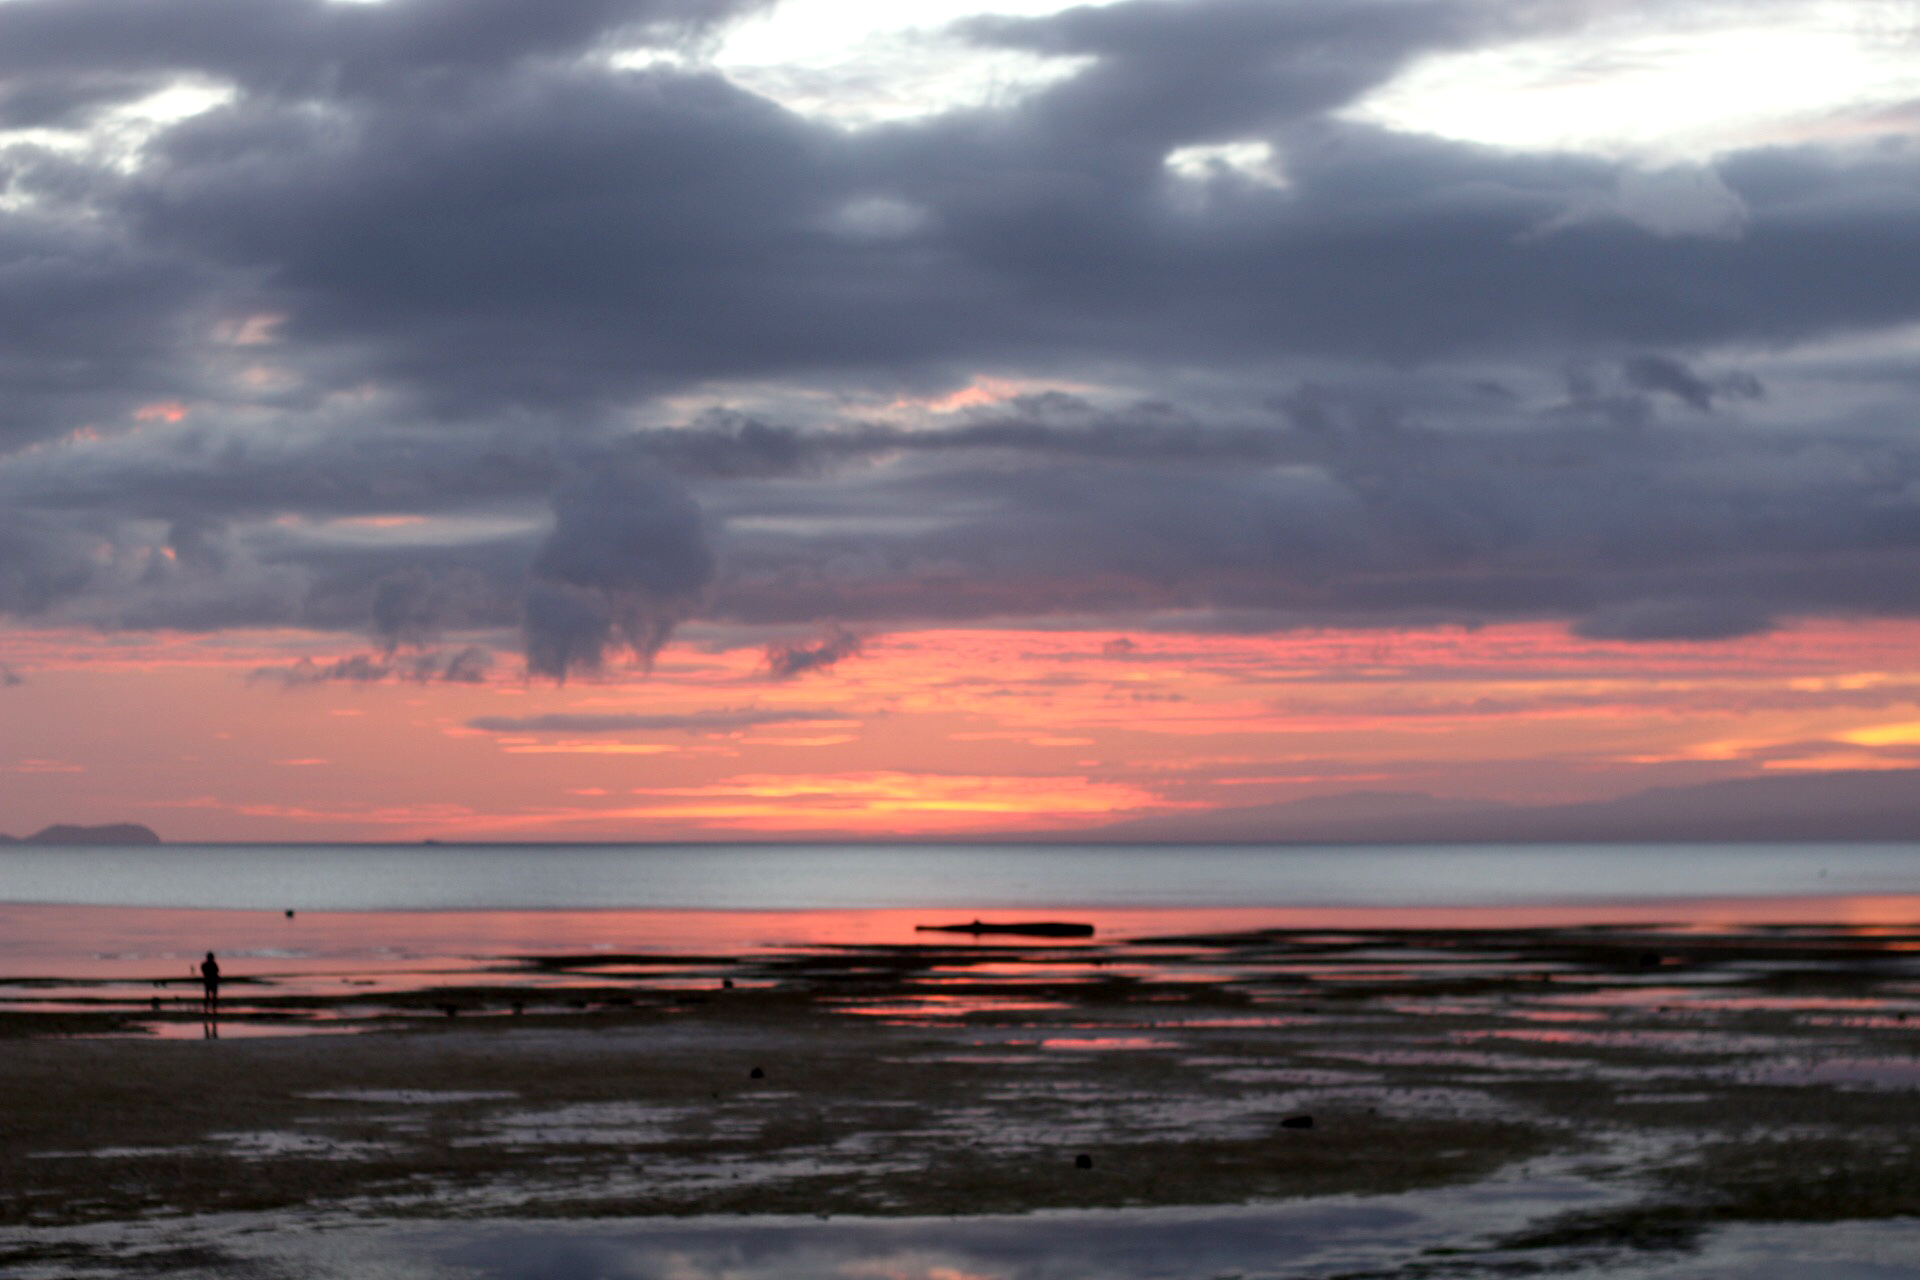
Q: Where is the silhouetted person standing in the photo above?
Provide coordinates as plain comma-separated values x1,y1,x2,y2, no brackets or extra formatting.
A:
200,951,221,1017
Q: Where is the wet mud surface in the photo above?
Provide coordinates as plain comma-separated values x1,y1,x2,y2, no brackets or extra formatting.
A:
3,922,1919,1276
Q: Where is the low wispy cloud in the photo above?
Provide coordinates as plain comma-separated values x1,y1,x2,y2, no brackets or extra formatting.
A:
764,625,864,679
254,646,494,687
467,709,856,735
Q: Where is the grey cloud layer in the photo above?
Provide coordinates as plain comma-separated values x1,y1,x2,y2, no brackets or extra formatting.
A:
2,0,1918,669
6,375,1920,656
0,0,764,124
702,401,1920,635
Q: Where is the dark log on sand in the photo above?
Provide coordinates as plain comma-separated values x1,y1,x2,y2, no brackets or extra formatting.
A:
915,920,1095,938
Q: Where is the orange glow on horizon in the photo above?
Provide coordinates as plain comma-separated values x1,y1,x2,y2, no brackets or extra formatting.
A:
6,618,1920,840
1841,721,1920,747
620,771,1167,832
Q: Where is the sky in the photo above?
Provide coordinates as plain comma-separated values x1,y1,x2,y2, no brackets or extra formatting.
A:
2,0,1920,842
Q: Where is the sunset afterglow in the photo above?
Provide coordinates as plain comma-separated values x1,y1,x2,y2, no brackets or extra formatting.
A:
3,0,1920,843
7,616,1920,840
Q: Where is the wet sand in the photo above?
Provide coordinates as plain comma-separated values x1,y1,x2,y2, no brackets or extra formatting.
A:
4,921,1920,1275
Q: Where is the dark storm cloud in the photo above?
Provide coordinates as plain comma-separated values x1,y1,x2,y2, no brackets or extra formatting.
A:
1571,598,1776,642
268,534,529,641
0,0,773,451
0,194,204,449
0,0,764,118
702,399,1920,635
956,0,1485,154
523,466,714,679
466,709,852,734
1624,354,1719,412
0,73,158,130
368,566,515,652
83,0,1911,429
0,406,1283,525
2,0,1917,438
127,65,860,419
2,0,1920,661
0,513,97,615
985,118,1920,363
1622,354,1764,413
8,389,1920,648
0,417,566,519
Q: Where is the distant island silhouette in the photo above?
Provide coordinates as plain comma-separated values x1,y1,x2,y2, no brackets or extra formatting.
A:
0,823,161,846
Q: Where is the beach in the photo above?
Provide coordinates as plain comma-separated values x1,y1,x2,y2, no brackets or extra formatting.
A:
6,910,1920,1277
8,0,1920,1268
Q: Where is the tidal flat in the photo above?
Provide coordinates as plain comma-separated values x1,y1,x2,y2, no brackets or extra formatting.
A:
3,922,1920,1277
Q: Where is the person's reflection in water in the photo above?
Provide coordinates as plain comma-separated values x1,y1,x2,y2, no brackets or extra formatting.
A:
200,951,221,1037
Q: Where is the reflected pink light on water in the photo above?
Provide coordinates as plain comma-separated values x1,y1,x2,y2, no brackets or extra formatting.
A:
1506,1008,1608,1023
122,1020,370,1042
828,995,1075,1018
3,895,1918,982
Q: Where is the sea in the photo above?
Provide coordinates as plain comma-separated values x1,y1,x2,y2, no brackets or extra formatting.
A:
6,840,1919,914
2,840,1917,985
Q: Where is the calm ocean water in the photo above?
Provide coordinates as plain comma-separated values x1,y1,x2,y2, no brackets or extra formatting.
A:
2,842,1918,1030
1,841,1917,912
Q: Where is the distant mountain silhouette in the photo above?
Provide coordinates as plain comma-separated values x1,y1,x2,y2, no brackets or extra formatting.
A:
0,822,162,846
1081,770,1920,843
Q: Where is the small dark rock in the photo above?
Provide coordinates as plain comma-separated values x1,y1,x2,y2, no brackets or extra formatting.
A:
441,1004,458,1018
722,978,735,989
150,997,161,1010
285,909,295,918
1280,1115,1314,1130
1074,1153,1093,1170
749,1066,765,1079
